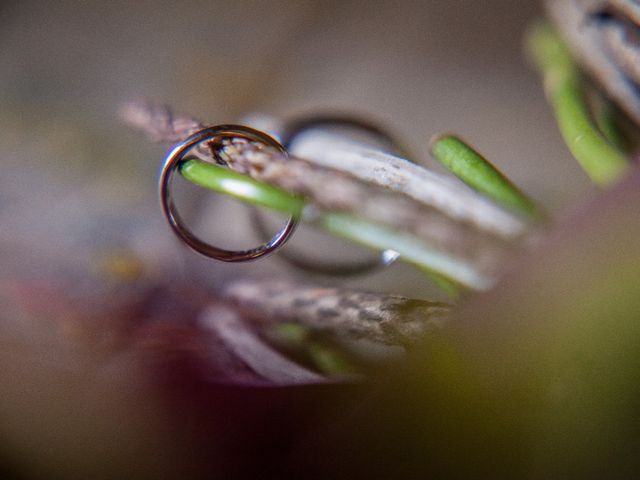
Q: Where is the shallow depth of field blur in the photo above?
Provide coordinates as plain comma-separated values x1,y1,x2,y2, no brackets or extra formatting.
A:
1,0,590,298
0,1,626,479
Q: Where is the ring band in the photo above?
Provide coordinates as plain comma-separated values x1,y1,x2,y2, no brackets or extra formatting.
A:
159,125,298,262
252,115,404,275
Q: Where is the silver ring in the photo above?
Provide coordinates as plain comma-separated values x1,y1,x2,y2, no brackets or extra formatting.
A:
159,125,298,262
253,115,405,275
279,115,409,157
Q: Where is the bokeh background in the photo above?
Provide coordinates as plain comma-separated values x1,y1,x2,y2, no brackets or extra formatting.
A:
0,1,606,478
1,0,594,296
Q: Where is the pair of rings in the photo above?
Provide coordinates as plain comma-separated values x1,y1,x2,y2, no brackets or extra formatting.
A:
159,116,404,275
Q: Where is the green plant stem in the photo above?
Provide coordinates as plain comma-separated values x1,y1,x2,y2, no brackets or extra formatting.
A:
429,134,542,220
180,159,305,216
179,159,488,291
525,22,629,187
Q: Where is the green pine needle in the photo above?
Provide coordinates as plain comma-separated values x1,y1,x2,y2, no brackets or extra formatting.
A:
180,159,305,216
525,22,629,187
429,134,543,220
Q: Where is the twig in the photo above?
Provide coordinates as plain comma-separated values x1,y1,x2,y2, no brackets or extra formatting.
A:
223,280,450,346
122,100,529,288
284,130,528,239
122,100,525,235
119,100,204,143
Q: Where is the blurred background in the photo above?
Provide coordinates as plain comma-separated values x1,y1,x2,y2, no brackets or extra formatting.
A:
0,1,601,478
0,0,594,296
